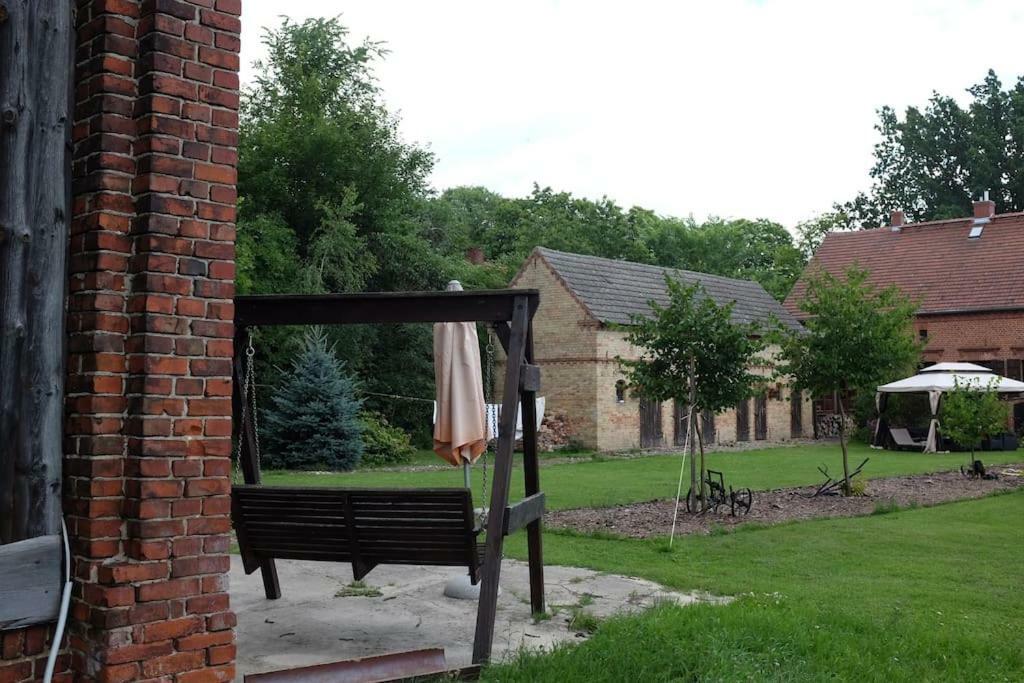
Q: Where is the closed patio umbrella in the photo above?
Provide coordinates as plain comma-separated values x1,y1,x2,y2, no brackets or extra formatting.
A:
433,281,487,467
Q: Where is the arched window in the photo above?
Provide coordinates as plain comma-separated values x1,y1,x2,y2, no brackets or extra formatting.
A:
615,379,626,403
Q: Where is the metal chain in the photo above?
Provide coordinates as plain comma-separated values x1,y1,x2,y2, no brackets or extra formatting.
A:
481,332,496,517
246,331,262,468
234,329,261,484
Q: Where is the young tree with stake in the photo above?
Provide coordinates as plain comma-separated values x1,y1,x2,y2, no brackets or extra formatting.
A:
781,267,920,494
620,278,765,511
941,377,1010,464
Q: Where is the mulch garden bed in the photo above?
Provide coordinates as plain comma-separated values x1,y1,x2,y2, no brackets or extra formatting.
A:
545,463,1024,539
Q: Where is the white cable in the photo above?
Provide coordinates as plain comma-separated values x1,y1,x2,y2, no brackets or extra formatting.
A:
44,518,72,683
668,408,693,548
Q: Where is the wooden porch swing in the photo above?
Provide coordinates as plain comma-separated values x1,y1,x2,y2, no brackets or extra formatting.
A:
231,289,545,664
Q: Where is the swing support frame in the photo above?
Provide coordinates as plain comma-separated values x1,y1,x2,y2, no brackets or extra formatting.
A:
232,289,545,665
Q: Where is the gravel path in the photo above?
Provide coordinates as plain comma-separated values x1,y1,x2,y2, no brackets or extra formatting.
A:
545,463,1024,539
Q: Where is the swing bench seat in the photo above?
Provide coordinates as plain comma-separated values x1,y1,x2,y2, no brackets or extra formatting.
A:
232,485,485,586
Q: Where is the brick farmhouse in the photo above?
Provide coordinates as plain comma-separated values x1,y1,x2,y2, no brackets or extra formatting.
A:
501,248,812,451
784,200,1024,432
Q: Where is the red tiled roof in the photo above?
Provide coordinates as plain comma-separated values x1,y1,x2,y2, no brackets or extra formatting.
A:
784,212,1024,318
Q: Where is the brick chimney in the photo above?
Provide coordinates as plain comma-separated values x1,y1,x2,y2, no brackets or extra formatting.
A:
973,198,996,220
890,210,906,232
466,246,485,265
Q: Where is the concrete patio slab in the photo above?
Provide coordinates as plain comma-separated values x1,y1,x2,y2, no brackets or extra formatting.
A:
232,556,721,677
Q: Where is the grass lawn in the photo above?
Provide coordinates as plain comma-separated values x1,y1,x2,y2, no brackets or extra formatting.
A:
487,490,1024,681
261,442,1022,511
379,447,595,469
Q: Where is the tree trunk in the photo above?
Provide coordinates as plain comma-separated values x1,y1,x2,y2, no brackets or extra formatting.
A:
687,355,697,512
697,419,707,511
836,390,851,495
0,0,75,543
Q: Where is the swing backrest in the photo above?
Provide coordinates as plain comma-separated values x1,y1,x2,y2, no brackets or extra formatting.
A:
232,485,482,582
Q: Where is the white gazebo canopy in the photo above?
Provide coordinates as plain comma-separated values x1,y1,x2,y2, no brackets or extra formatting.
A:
877,362,1024,394
874,363,1024,452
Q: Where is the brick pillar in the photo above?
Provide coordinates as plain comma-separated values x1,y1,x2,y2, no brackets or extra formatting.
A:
63,1,242,681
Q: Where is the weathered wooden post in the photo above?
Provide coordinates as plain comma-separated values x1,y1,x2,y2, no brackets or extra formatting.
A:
0,0,75,544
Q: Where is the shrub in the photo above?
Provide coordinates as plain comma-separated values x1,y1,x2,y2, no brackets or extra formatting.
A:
360,411,415,467
941,377,1010,459
567,608,601,634
262,328,364,470
849,478,867,497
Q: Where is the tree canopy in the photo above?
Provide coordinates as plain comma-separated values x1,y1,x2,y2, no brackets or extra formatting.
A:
827,70,1024,229
941,378,1010,459
236,16,811,444
620,279,766,414
780,266,921,492
620,278,767,510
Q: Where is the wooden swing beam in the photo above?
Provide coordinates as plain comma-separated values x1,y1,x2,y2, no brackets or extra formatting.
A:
232,289,544,665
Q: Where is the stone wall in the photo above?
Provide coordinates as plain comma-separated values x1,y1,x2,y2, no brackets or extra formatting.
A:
0,3,241,682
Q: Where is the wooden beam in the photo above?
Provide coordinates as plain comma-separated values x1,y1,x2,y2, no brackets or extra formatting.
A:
0,535,62,630
235,290,540,327
502,493,546,536
472,295,529,664
492,322,511,354
520,323,546,617
0,0,74,545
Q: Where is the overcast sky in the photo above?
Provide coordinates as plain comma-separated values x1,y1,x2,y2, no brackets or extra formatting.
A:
239,1,1024,227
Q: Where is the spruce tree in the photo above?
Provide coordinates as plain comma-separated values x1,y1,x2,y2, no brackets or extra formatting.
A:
262,328,364,470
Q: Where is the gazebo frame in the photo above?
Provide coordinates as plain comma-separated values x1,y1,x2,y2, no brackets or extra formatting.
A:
232,289,545,665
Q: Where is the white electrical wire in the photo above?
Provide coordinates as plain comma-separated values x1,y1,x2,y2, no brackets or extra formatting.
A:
668,407,694,548
44,518,72,683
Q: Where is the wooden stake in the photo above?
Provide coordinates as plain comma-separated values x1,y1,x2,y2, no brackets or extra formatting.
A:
687,355,698,511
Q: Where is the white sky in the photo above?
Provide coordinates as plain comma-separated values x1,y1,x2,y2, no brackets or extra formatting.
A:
239,1,1024,227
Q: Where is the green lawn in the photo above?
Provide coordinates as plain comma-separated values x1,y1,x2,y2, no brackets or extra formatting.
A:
374,447,596,469
487,491,1024,681
262,442,1022,511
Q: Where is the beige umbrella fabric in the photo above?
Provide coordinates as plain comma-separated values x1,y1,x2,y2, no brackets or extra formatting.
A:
432,283,487,466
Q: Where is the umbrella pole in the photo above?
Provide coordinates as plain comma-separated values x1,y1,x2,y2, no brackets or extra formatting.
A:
445,457,488,601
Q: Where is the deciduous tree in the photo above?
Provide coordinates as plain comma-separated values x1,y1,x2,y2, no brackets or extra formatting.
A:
620,279,766,509
941,378,1010,462
780,267,920,493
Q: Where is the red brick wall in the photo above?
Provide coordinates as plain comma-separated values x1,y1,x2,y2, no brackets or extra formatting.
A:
916,310,1024,368
1,2,241,681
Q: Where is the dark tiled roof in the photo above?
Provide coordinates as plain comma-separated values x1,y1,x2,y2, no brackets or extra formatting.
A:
525,247,803,331
784,212,1024,318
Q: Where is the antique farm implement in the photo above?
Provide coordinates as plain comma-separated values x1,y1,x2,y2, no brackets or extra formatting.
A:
686,469,753,516
808,457,869,497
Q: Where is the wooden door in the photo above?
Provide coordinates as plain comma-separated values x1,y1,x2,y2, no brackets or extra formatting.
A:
673,401,689,447
640,398,663,448
701,409,716,445
790,389,803,438
754,394,768,440
735,399,750,441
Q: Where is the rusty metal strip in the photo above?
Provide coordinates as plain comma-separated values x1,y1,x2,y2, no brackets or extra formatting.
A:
243,648,448,683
